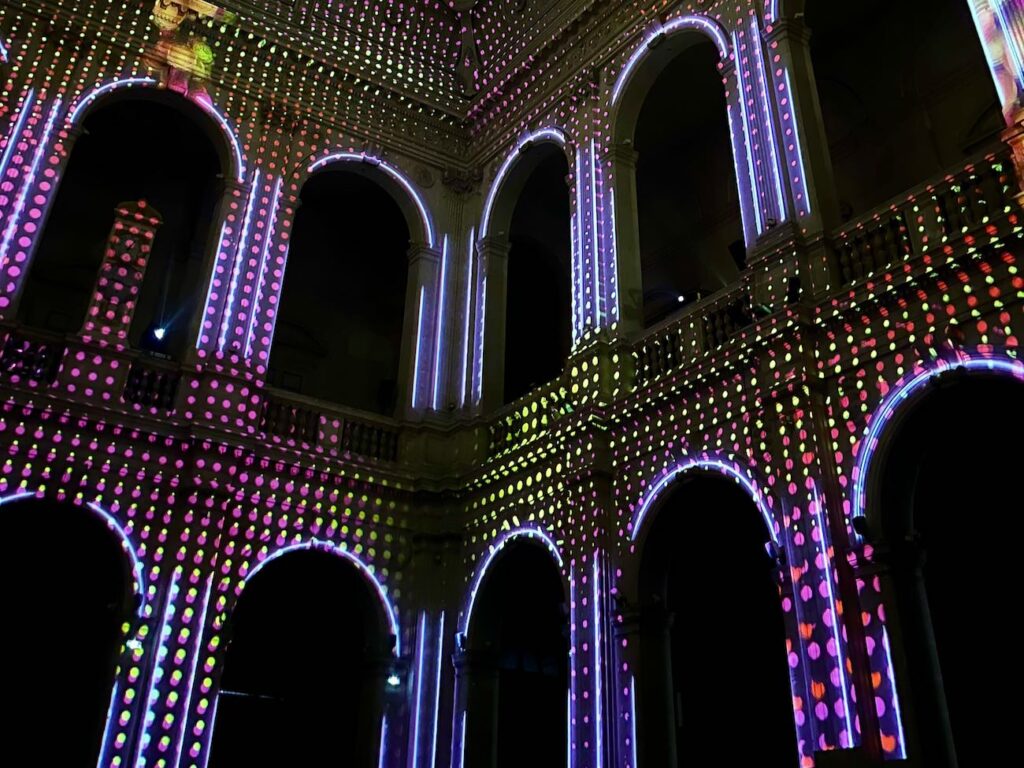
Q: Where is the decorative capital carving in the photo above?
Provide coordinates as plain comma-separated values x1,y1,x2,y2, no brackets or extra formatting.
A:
442,166,483,194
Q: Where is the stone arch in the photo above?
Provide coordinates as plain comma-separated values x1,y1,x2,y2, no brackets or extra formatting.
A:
295,151,436,248
67,78,245,183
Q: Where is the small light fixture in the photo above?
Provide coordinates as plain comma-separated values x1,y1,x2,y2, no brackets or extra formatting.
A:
387,674,401,688
153,326,167,341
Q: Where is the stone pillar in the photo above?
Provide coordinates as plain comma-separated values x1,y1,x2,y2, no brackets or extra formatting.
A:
637,604,677,768
603,142,644,336
475,236,510,412
80,200,162,345
400,241,441,417
764,18,841,237
613,606,643,768
454,648,499,768
194,178,252,358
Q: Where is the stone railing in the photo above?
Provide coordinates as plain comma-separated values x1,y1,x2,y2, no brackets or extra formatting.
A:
488,376,572,456
123,357,181,410
833,147,1016,283
0,327,65,386
259,388,400,462
634,282,779,389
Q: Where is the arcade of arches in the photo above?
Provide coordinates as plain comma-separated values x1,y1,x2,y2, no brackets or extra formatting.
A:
0,1,1021,767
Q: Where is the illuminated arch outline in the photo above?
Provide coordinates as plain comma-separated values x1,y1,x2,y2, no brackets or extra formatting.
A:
307,152,437,248
66,77,246,182
241,537,402,655
611,15,732,106
628,454,782,547
0,492,147,616
0,36,9,63
459,525,565,637
479,127,568,238
850,352,1024,528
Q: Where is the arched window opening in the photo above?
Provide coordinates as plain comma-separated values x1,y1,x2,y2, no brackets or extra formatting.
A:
504,146,573,404
18,95,223,358
209,549,391,768
463,541,568,768
0,498,134,765
806,0,1004,220
637,474,796,766
269,170,410,415
630,36,743,328
874,374,1022,767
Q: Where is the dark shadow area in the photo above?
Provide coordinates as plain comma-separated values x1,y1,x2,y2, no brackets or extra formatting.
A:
877,373,1022,767
19,95,222,358
209,549,389,768
466,541,568,767
269,170,410,415
0,498,133,766
807,0,1003,220
504,145,573,404
638,475,796,767
634,38,744,327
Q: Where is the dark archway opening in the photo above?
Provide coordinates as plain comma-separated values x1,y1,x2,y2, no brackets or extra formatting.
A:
807,0,1004,221
637,474,796,767
209,549,390,768
465,541,568,768
19,95,223,359
504,145,573,404
0,498,134,766
270,170,410,415
634,38,744,327
876,373,1023,767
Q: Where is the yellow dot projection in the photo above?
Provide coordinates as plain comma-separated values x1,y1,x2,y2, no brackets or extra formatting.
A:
0,1,1022,767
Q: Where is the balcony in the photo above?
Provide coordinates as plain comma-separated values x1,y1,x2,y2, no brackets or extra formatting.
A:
0,327,65,387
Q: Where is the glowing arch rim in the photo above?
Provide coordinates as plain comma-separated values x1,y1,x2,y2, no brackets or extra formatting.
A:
611,15,732,106
850,353,1024,526
629,456,781,547
0,492,147,616
307,151,436,248
0,36,9,63
66,77,246,182
459,525,565,637
242,538,401,655
479,127,568,238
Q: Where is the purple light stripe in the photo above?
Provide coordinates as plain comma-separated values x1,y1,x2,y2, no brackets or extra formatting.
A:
217,178,260,352
411,611,428,768
574,145,587,336
413,285,428,410
749,17,788,221
244,176,283,359
608,187,621,322
783,69,812,217
732,34,765,236
378,715,389,768
0,97,62,273
432,236,450,411
592,555,603,768
0,89,36,195
628,676,638,768
473,274,486,406
67,78,156,125
430,612,445,768
459,228,476,408
589,139,602,327
880,627,907,759
133,567,183,768
480,128,566,237
169,574,215,768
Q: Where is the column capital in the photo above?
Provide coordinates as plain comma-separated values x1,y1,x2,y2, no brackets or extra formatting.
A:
601,140,639,169
764,16,811,45
476,235,511,259
407,241,441,265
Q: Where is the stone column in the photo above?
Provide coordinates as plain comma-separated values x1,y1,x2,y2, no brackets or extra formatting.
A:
454,648,499,768
475,236,510,412
602,142,644,336
80,200,162,345
637,604,677,768
400,241,441,417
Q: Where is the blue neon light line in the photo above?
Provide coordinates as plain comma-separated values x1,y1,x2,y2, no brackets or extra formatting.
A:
134,567,182,768
430,612,445,768
68,78,156,125
589,139,603,327
413,286,428,410
731,35,765,236
411,612,428,768
459,228,476,408
169,574,215,768
480,128,567,238
629,676,638,768
218,178,260,352
749,17,788,221
378,715,389,768
244,176,283,359
592,555,603,768
0,90,36,205
433,236,450,411
783,69,812,217
0,97,62,273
